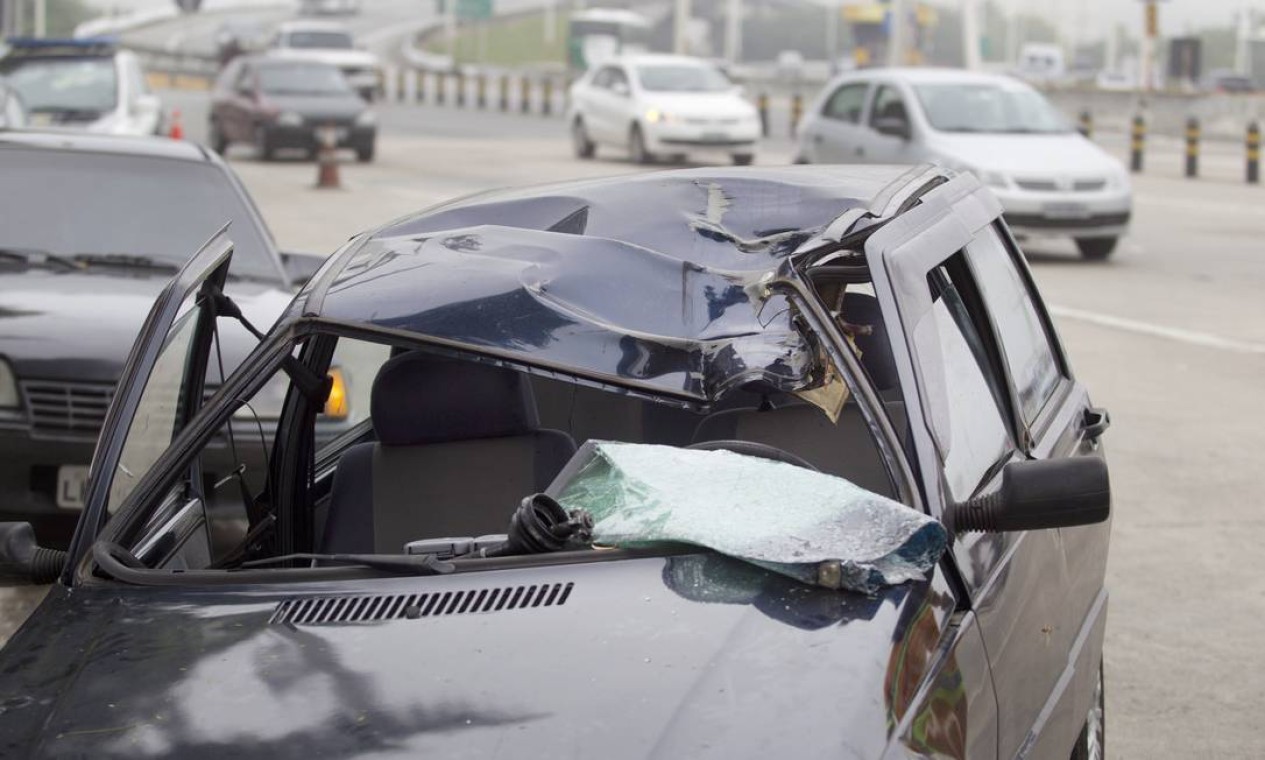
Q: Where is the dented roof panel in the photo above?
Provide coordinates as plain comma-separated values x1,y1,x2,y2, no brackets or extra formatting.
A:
311,166,924,400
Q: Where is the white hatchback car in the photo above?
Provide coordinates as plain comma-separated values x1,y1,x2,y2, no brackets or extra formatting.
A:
567,54,761,166
269,21,380,100
797,68,1132,260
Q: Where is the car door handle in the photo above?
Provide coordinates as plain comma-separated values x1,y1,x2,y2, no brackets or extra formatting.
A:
1083,406,1111,440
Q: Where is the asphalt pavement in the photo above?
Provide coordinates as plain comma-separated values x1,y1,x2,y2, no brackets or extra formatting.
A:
3,91,1264,758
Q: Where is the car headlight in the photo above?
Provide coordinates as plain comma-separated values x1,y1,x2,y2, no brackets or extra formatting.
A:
645,108,673,124
276,111,303,127
0,359,20,410
354,110,377,127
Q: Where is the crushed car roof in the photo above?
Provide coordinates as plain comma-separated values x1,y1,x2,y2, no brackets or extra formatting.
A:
299,165,941,402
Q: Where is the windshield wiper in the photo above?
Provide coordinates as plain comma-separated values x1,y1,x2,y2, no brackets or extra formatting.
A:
70,253,180,273
0,247,80,270
241,552,455,575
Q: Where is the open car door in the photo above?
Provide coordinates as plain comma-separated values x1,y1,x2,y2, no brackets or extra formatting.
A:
62,228,235,578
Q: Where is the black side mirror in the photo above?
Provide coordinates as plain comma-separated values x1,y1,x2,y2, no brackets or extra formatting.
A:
0,523,67,585
952,457,1110,533
873,116,911,140
280,251,325,287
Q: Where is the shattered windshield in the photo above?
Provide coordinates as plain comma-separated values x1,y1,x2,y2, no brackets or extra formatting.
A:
554,441,946,593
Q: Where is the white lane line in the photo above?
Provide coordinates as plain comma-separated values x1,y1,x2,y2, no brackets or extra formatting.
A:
1050,305,1265,356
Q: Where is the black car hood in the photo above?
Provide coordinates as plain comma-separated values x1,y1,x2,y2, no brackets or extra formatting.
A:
0,268,292,383
265,92,366,121
0,556,955,759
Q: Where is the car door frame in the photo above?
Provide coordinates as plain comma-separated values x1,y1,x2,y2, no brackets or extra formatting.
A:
806,77,872,163
858,79,924,165
864,174,1111,759
61,229,235,583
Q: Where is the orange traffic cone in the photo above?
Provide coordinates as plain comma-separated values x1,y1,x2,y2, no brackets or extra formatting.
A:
314,126,341,190
168,109,184,140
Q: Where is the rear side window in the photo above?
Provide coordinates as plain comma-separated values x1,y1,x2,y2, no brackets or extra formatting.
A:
869,84,909,126
967,226,1062,424
822,82,867,122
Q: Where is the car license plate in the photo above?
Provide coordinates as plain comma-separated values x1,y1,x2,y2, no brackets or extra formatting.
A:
702,131,730,142
56,465,90,510
316,126,347,145
1044,202,1091,219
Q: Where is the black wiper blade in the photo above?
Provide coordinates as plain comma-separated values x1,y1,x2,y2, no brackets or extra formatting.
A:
241,552,456,575
0,247,80,270
71,253,180,273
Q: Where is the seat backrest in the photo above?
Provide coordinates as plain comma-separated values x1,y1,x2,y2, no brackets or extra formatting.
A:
321,353,576,554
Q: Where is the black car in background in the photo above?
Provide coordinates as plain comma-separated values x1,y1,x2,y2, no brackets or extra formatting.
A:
0,132,326,547
0,166,1111,759
209,56,377,162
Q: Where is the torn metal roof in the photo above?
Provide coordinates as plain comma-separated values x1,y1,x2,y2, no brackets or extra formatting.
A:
305,166,933,401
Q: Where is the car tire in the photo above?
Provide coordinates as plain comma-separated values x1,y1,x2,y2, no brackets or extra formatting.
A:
209,120,227,155
732,153,755,166
629,124,653,165
254,125,275,162
572,118,596,159
356,142,375,163
1076,237,1117,261
1070,662,1105,760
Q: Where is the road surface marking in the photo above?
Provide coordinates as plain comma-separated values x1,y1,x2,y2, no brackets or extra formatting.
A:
1050,305,1265,356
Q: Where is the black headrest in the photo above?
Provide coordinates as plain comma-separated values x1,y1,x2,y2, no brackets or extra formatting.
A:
371,351,540,446
842,292,898,391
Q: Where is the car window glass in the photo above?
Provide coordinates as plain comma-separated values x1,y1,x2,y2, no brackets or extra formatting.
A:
591,68,611,88
967,225,1062,424
609,68,629,91
823,82,867,122
107,299,203,514
215,59,243,91
234,64,253,92
870,85,908,127
0,56,118,113
926,262,1013,502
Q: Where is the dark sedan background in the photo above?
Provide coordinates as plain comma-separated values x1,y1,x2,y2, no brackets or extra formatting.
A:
209,56,377,162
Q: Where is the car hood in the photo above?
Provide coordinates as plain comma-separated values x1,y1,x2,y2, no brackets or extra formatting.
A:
641,91,756,120
270,48,380,68
0,268,292,383
0,555,956,759
926,131,1123,177
265,91,366,119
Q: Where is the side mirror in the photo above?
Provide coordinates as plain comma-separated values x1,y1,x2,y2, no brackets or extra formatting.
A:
873,115,911,140
280,251,325,286
0,523,67,585
611,81,630,97
952,457,1110,533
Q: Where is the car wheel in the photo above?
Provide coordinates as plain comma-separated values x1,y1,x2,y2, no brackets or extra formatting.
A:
1076,237,1117,261
628,124,653,165
1070,662,1105,760
356,142,375,163
254,125,275,162
572,118,596,159
209,120,227,154
732,153,755,166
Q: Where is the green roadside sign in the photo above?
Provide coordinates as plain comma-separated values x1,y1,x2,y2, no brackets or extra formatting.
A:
457,0,492,20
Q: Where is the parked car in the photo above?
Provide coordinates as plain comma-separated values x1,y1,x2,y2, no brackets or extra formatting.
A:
267,20,381,100
299,0,361,16
567,53,761,165
0,77,26,128
797,67,1132,260
0,131,337,548
209,55,377,162
0,165,1112,760
0,37,162,136
1203,68,1255,94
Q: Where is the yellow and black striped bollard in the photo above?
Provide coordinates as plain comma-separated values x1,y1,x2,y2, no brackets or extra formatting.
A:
790,92,803,138
456,72,466,108
520,76,531,114
1184,117,1199,178
499,74,509,112
542,78,553,116
1078,109,1092,138
1247,122,1260,184
757,92,769,137
476,73,487,109
435,72,446,106
1129,115,1145,173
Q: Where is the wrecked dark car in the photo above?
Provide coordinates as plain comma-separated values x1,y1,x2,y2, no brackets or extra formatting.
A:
0,166,1112,760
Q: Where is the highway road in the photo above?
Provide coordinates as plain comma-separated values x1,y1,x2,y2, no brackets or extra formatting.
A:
3,91,1265,758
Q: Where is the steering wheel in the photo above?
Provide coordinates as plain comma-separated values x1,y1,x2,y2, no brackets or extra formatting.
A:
685,440,820,472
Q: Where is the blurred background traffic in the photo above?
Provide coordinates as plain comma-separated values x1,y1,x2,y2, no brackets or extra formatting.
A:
1,0,1264,757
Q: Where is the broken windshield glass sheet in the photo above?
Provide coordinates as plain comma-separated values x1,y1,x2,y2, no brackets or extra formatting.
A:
553,442,947,594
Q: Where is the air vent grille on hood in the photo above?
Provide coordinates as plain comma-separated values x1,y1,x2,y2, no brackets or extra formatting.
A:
269,582,574,625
